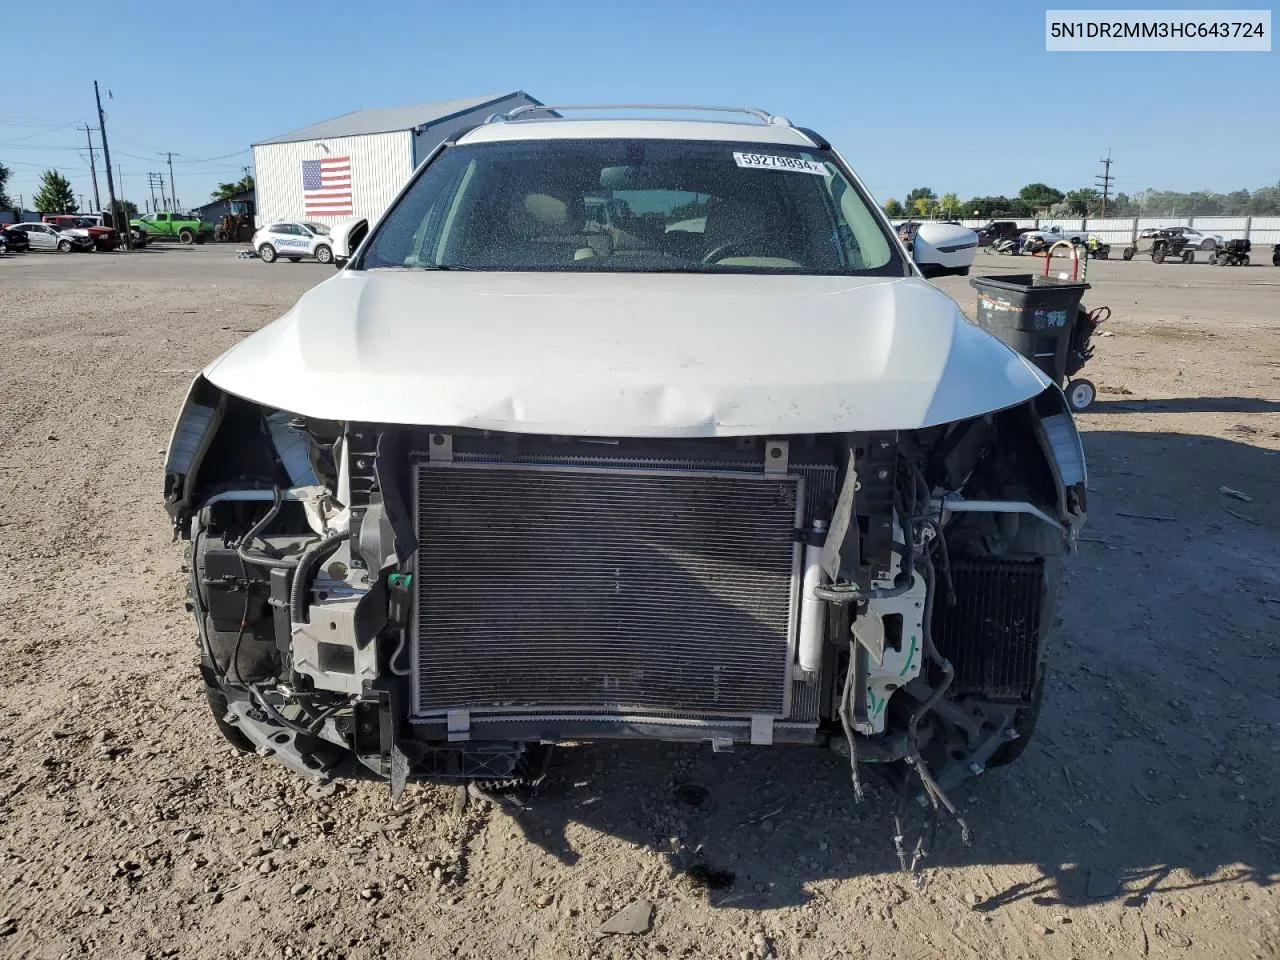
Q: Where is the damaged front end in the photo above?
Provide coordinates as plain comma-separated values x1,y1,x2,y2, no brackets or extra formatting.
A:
166,374,1085,837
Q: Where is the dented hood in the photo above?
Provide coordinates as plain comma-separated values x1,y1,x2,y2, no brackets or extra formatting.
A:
202,270,1050,436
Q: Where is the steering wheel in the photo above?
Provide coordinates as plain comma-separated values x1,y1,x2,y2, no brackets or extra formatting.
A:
701,239,766,264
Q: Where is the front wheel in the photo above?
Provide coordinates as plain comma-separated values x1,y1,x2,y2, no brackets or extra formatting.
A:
57,239,72,252
1201,239,1215,250
178,228,195,244
1182,250,1194,264
258,243,277,263
1066,378,1096,412
1122,247,1134,261
1242,255,1250,266
314,244,333,264
1152,245,1166,264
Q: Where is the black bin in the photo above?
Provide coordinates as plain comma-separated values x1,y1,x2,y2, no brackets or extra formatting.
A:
970,274,1090,383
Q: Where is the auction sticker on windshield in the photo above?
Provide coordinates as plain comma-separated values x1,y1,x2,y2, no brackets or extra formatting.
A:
733,152,828,174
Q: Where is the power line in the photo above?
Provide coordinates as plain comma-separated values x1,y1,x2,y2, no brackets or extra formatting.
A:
1095,149,1114,216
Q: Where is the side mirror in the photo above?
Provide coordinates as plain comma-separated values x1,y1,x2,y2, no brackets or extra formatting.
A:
911,222,978,278
330,217,370,267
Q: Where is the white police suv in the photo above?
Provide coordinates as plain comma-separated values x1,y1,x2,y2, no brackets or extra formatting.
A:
252,220,335,264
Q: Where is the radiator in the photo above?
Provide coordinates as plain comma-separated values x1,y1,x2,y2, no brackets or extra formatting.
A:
930,558,1044,700
412,462,803,719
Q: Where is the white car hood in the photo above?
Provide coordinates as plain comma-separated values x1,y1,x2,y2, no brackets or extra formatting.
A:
202,271,1050,436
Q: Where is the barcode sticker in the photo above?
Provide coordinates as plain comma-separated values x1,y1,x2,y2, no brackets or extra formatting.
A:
733,152,828,175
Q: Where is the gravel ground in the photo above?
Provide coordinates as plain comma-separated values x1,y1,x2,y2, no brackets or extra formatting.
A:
0,244,1277,960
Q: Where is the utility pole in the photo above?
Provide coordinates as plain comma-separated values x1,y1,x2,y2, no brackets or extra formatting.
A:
1095,149,1114,217
95,80,131,250
83,124,102,212
146,172,160,213
162,152,179,211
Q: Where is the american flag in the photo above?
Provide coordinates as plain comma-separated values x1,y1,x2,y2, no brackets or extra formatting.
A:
302,156,352,217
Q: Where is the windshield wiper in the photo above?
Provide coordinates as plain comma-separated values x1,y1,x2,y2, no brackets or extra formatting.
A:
366,263,475,272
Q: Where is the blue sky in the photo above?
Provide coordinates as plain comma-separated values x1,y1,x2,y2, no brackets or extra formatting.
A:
3,1,1275,211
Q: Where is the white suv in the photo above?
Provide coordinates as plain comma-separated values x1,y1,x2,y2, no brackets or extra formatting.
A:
165,106,1086,840
252,220,335,264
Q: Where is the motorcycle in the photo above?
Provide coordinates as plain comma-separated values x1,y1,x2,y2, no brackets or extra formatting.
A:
989,237,1020,255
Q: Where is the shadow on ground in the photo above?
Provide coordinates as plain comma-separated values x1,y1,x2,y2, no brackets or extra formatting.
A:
459,431,1280,910
1088,397,1280,415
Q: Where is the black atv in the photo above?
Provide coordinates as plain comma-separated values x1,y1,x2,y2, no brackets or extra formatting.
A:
1214,239,1251,266
1122,228,1193,264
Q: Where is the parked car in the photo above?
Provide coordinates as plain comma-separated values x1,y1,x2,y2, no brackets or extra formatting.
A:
42,215,123,251
165,102,1085,845
1019,224,1088,247
974,220,1027,246
251,220,335,264
6,222,94,252
1123,228,1194,263
130,211,210,244
1161,226,1222,251
80,212,149,248
0,225,31,253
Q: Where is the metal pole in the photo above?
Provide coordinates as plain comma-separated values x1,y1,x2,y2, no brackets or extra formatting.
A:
84,124,102,212
165,152,178,212
95,80,131,250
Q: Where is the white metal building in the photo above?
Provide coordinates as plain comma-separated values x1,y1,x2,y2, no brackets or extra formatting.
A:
251,91,542,227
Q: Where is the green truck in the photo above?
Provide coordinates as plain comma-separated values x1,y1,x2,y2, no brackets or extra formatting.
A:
130,211,212,244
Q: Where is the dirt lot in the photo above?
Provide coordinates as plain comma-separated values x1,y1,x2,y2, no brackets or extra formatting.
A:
1,244,1277,960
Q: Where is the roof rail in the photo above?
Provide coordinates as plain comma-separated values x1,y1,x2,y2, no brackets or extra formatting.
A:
486,104,792,127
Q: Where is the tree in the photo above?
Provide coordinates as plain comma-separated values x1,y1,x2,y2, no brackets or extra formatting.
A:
1018,182,1064,212
211,174,254,201
882,198,904,218
0,161,12,212
939,192,961,218
1063,187,1099,216
117,199,139,220
33,170,77,214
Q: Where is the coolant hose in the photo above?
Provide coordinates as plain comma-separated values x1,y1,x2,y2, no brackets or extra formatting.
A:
289,529,351,625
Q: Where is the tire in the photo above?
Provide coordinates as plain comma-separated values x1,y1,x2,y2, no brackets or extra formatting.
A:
1273,252,1280,267
1152,245,1166,264
178,228,195,245
57,239,72,252
204,685,254,753
258,243,277,263
988,672,1044,767
314,244,333,264
1201,239,1215,250
1122,247,1134,261
1242,255,1249,266
1066,378,1096,412
1183,250,1194,264
214,229,228,242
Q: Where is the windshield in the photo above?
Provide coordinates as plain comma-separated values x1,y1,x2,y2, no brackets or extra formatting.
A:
303,222,330,235
359,138,902,275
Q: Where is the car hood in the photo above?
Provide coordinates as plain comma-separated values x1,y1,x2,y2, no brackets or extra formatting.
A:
202,271,1051,437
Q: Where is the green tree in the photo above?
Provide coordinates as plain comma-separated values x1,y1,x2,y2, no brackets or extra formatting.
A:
905,186,936,211
882,197,904,218
0,161,12,211
211,174,254,201
1063,187,1099,216
1018,182,1064,212
939,192,961,218
33,170,77,214
117,199,139,220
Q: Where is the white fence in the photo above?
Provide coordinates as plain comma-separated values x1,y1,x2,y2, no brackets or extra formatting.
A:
958,215,1277,246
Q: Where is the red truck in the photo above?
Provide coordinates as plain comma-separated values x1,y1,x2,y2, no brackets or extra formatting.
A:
41,215,123,252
